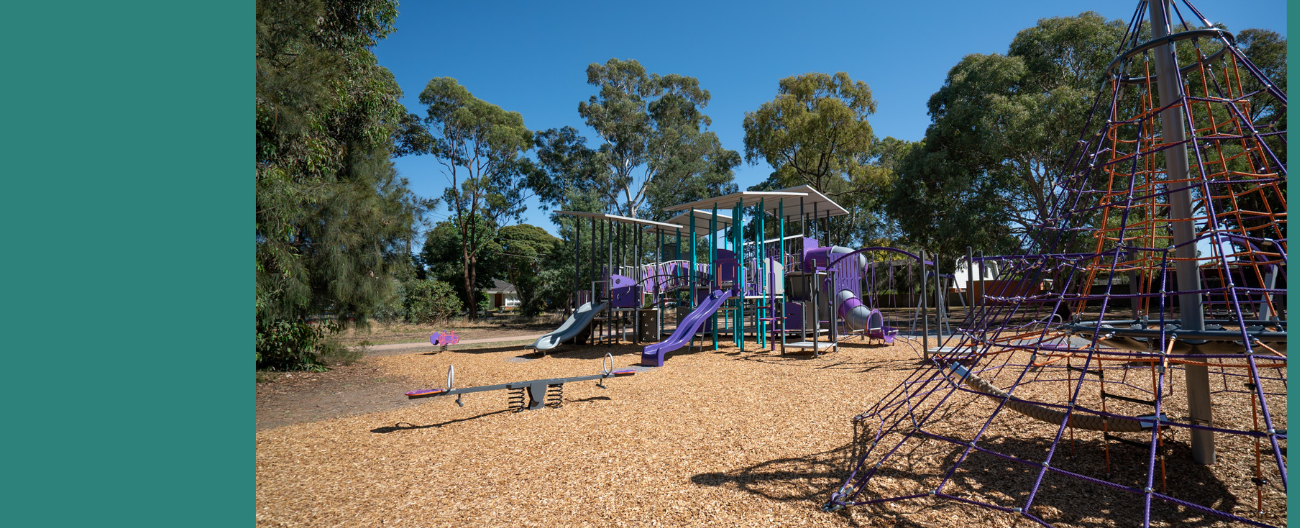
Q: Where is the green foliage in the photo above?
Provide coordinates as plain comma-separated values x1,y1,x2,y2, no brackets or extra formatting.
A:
743,72,900,246
403,279,464,324
530,126,612,211
410,78,534,320
889,12,1287,261
498,224,560,316
578,58,739,219
256,0,432,345
886,12,1132,265
370,279,406,323
255,318,328,371
743,72,878,192
421,216,502,307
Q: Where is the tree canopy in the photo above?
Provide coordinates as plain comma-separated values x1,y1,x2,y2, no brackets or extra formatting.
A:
497,224,561,316
886,12,1130,265
578,58,739,220
743,72,901,245
742,72,878,195
412,77,535,320
255,0,428,328
886,12,1286,267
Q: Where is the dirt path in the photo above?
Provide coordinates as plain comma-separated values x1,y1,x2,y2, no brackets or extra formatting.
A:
255,343,535,431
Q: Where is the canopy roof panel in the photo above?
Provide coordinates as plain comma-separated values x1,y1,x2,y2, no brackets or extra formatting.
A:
554,211,683,230
662,186,846,218
648,209,734,235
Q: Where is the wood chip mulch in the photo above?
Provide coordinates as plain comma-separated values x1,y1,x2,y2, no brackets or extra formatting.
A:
256,336,1286,527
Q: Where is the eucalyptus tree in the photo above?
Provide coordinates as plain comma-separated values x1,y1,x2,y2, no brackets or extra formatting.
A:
530,126,611,212
742,72,897,245
578,58,738,220
414,78,534,320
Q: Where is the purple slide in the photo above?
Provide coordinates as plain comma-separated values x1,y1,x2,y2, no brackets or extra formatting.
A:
641,289,733,367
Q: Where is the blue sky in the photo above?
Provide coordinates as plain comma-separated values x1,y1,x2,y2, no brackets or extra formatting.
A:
372,0,1287,239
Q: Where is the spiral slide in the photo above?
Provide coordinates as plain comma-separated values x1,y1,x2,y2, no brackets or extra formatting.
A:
835,290,895,344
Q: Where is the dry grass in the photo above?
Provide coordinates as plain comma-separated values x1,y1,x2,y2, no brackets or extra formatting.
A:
335,314,567,346
255,336,1286,527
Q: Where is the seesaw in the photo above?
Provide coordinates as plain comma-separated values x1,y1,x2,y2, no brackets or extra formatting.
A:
404,353,637,412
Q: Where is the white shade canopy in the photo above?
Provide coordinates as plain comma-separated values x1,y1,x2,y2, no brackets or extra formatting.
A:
647,209,734,235
554,211,683,231
662,185,846,219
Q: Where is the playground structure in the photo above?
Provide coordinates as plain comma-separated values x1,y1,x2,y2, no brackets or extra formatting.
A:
535,185,950,368
826,2,1287,526
405,353,637,412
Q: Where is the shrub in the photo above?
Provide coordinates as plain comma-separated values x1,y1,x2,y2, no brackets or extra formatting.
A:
371,279,407,323
403,279,463,323
255,318,328,371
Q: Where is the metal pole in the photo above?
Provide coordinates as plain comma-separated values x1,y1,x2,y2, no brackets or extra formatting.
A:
690,211,697,310
978,250,986,344
758,197,766,349
967,246,975,323
657,228,664,340
935,252,942,343
921,249,929,359
1149,0,1211,465
635,223,642,345
812,200,819,355
574,215,581,313
606,219,613,344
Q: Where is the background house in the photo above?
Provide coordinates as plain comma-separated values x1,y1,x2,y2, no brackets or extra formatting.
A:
483,280,520,311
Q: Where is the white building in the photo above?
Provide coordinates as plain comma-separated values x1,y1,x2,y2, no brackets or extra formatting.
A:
484,280,521,311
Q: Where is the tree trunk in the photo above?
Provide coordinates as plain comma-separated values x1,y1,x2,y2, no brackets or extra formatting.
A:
463,249,477,322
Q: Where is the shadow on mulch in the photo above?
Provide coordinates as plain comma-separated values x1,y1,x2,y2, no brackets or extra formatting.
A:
535,343,650,362
692,442,855,503
371,410,512,433
370,396,615,434
694,427,1245,526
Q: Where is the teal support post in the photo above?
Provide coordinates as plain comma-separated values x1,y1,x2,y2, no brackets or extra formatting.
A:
690,212,697,310
779,199,785,351
732,202,741,347
675,228,682,319
710,203,719,350
736,199,745,352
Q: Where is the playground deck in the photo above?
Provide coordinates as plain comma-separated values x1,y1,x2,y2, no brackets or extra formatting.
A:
255,339,1285,527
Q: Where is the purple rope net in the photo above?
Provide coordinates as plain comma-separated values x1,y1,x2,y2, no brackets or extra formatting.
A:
825,2,1287,526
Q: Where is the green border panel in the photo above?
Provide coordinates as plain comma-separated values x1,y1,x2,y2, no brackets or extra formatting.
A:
2,2,249,526
1286,0,1296,507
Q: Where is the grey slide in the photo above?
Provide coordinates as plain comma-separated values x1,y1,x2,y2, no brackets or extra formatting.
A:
531,301,608,351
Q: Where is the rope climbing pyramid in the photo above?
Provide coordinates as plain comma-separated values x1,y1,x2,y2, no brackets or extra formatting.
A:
825,1,1286,525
